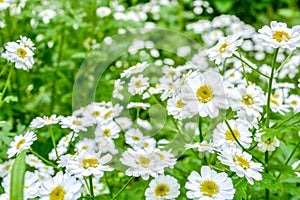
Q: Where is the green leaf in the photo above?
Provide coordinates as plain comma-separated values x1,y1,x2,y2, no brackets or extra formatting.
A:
213,0,235,13
3,95,18,103
255,172,280,190
233,178,247,200
10,150,27,200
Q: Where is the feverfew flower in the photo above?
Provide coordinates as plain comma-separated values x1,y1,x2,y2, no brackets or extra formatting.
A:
229,84,265,118
60,116,92,132
185,141,215,153
181,69,228,118
2,40,35,70
120,148,164,180
66,151,113,178
30,114,63,129
0,160,13,178
0,0,10,11
96,6,112,18
128,74,149,95
207,34,243,65
258,21,300,50
145,175,180,200
7,131,37,158
218,148,263,185
113,79,125,100
121,62,148,78
212,120,252,149
127,102,151,110
185,166,235,199
254,131,280,152
39,171,82,200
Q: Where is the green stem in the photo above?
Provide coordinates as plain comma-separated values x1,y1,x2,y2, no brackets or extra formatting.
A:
0,65,13,106
198,117,203,142
105,173,113,198
48,126,59,160
89,175,94,199
225,120,264,165
276,140,300,180
265,48,279,128
233,54,270,78
140,177,152,200
29,149,61,171
276,50,295,72
238,49,249,85
111,176,134,200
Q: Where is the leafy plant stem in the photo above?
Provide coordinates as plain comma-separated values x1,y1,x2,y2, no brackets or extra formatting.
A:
48,126,59,160
88,175,95,199
111,176,134,200
0,65,13,106
29,149,61,171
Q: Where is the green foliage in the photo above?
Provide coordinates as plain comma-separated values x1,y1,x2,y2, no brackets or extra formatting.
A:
10,151,26,200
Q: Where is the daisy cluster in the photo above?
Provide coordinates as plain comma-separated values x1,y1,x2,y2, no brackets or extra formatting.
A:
0,1,300,199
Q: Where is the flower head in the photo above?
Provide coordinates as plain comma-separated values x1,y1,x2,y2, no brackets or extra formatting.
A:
7,131,37,158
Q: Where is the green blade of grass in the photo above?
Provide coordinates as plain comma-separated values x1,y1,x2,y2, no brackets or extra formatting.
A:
10,150,27,200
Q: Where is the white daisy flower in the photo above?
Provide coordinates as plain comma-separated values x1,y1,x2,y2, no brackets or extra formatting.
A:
269,93,289,115
137,118,152,130
207,34,243,65
229,84,265,118
185,165,235,199
115,117,133,130
7,130,37,158
0,159,13,178
75,138,97,153
121,62,148,78
29,114,63,129
167,95,194,120
95,120,121,140
185,141,215,153
96,6,112,18
212,120,252,150
96,137,119,155
128,74,149,95
258,21,300,50
127,102,151,110
38,9,57,24
66,151,113,178
0,0,10,11
218,148,263,185
120,148,164,180
100,103,123,121
254,131,280,152
60,116,92,132
2,41,34,70
3,171,40,200
39,171,82,200
26,154,44,169
125,128,147,148
113,79,125,100
181,69,228,118
145,175,180,200
285,94,300,113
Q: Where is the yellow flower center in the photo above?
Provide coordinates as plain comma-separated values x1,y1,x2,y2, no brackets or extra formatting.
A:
139,156,150,168
196,85,214,103
176,99,185,108
104,110,113,119
270,98,279,106
82,158,99,168
92,111,100,117
102,129,111,137
132,136,140,141
218,43,229,53
291,100,297,105
273,93,280,98
225,129,240,141
16,139,26,150
234,155,250,169
82,145,88,150
264,138,273,145
30,159,39,163
143,142,149,148
17,48,27,59
0,0,4,3
50,186,65,200
242,94,254,106
154,151,165,160
155,184,169,196
72,120,82,126
273,30,290,42
200,180,219,197
135,80,142,88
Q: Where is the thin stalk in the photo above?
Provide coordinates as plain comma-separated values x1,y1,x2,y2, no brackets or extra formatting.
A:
105,173,113,198
198,117,203,142
225,120,264,165
48,126,59,160
276,50,295,72
140,177,152,200
0,66,13,105
276,140,300,180
111,176,134,200
233,54,270,78
265,48,279,128
29,149,61,171
238,49,249,85
88,175,94,199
